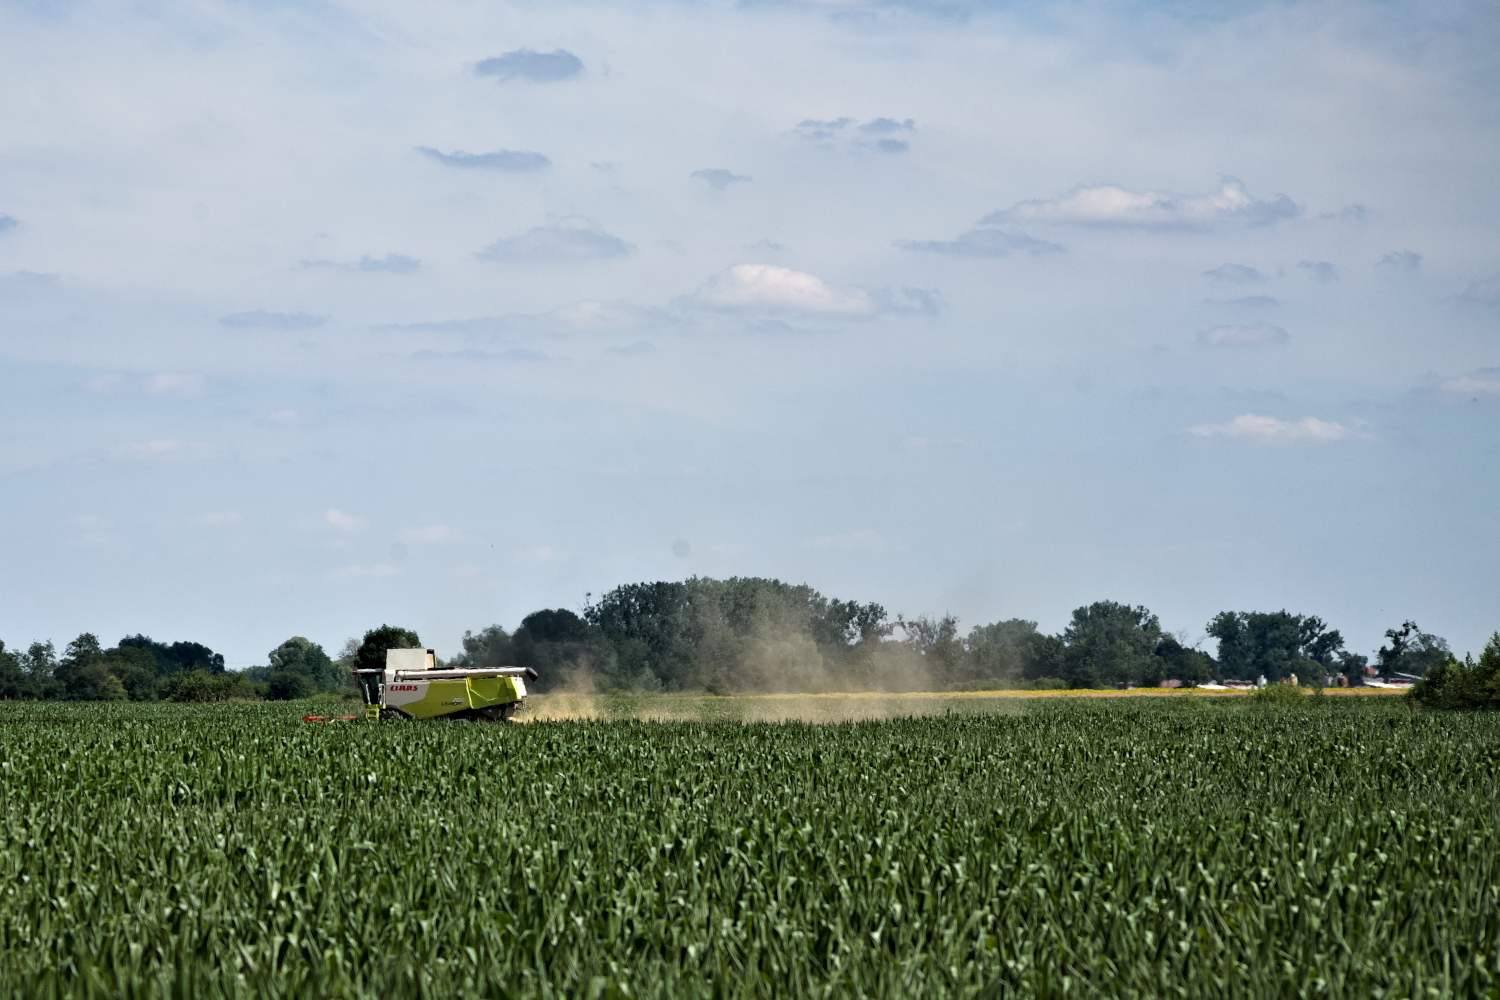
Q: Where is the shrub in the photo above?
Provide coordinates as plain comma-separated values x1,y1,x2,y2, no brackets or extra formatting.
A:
163,670,256,703
266,671,314,701
1249,683,1310,707
1410,633,1500,711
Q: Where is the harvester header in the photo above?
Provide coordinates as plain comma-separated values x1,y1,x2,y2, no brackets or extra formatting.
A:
356,648,537,722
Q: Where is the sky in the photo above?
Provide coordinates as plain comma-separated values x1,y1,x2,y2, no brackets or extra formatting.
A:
1,0,1497,669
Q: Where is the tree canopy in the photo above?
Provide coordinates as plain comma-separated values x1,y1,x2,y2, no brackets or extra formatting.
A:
2,582,1478,701
1206,610,1346,683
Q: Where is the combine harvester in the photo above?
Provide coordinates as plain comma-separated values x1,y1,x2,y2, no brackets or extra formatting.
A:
354,647,537,722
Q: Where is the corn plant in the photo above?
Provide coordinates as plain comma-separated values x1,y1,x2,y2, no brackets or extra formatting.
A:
1,697,1497,998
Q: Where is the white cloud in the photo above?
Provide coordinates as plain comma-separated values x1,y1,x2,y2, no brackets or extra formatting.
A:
327,565,399,580
986,178,1298,229
302,254,421,274
1298,260,1338,282
417,147,550,171
895,228,1063,258
1439,375,1500,396
512,544,558,565
220,310,328,329
1379,250,1422,271
474,48,583,83
476,217,632,262
549,301,660,330
1187,414,1356,444
109,440,218,461
323,508,368,532
1461,275,1500,307
1202,263,1263,283
192,511,243,527
804,529,888,553
693,264,876,316
1196,323,1289,347
262,409,305,426
399,525,459,544
146,372,206,398
692,168,751,190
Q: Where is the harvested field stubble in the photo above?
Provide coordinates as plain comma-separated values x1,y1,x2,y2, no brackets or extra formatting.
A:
1,698,1498,998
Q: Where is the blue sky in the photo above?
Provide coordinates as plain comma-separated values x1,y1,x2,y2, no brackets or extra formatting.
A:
1,0,1496,668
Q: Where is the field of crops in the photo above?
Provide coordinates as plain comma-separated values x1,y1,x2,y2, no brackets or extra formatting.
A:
1,697,1498,998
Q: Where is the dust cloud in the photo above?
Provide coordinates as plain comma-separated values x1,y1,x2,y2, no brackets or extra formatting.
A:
519,690,1028,724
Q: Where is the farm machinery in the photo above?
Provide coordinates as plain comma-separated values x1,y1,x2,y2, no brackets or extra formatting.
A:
354,648,536,722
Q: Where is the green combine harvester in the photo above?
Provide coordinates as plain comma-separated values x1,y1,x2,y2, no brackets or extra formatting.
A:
356,648,536,722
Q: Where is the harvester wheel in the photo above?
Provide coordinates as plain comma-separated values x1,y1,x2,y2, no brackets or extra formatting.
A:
378,707,413,721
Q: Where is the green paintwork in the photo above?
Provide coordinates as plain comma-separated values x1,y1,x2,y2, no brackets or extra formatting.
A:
398,677,523,720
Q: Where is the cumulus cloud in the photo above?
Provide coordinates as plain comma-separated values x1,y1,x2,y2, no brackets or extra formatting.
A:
327,564,399,580
1203,263,1263,282
1379,250,1422,271
1187,414,1355,444
0,215,16,233
1324,204,1368,221
1460,274,1500,306
261,409,306,427
1298,260,1338,282
692,264,877,316
985,178,1298,229
1196,323,1288,347
858,117,915,135
476,217,632,262
794,118,851,139
358,255,419,273
400,525,459,544
323,508,368,532
409,348,548,363
109,440,218,461
1439,372,1500,397
192,511,243,527
855,118,915,152
303,254,420,273
220,310,328,329
793,117,916,151
895,228,1063,257
551,300,660,330
380,301,665,342
692,168,751,190
146,372,207,397
417,147,550,171
475,48,582,83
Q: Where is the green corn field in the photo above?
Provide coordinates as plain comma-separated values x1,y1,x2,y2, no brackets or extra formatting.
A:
1,697,1498,998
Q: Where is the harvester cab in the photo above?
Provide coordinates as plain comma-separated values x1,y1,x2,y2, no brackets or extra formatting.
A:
356,648,537,722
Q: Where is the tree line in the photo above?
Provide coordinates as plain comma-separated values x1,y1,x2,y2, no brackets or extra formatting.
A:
0,575,1486,702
